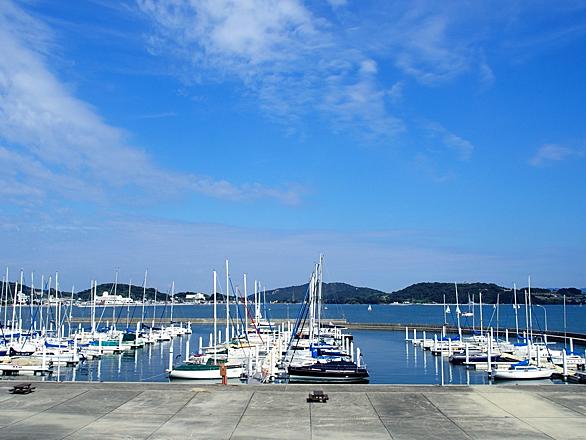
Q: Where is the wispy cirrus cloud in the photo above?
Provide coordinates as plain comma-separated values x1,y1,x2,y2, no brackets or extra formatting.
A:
424,122,474,161
137,0,403,140
529,144,584,167
0,0,299,207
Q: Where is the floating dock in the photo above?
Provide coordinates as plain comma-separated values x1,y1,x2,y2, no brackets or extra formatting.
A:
0,382,584,439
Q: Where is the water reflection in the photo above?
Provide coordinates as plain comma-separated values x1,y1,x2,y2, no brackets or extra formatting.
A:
4,327,575,385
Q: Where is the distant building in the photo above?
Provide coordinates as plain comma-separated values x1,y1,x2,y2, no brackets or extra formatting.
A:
95,291,133,305
185,293,206,303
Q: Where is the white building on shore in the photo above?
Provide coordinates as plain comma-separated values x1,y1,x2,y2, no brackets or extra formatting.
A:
185,293,206,303
95,291,134,305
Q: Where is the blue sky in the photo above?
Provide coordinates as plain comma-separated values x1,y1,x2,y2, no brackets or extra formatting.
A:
0,0,585,293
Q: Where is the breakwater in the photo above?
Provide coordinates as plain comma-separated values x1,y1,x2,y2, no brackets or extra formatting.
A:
68,317,586,343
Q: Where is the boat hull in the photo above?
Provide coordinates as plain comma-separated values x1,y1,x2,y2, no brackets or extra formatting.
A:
492,369,553,380
288,362,369,383
169,365,243,380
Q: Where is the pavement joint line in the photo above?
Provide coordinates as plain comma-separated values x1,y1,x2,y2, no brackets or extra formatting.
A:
60,388,147,439
143,390,201,440
0,387,91,433
473,390,558,440
228,390,255,440
537,392,586,416
420,392,472,440
308,391,313,440
364,392,395,439
0,391,39,429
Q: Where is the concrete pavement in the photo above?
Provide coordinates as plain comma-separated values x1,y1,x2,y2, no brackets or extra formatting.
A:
0,382,585,439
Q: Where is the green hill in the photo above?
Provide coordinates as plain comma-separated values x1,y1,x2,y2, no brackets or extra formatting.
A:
1,280,583,305
265,282,388,304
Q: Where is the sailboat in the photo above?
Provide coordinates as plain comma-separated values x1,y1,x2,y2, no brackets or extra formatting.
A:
168,266,244,380
492,278,555,380
287,256,369,383
492,359,553,380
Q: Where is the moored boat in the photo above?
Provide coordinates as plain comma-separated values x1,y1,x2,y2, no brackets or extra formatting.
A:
288,359,369,383
168,356,243,380
492,361,554,380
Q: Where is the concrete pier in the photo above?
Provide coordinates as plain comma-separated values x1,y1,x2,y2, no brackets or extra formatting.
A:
0,382,585,439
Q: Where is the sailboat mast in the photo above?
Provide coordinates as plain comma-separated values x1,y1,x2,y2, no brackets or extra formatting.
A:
46,276,52,333
315,262,321,342
243,273,248,336
152,287,157,327
496,292,500,339
513,283,519,336
455,283,461,336
213,270,217,350
309,273,315,345
528,276,533,343
563,294,567,350
126,280,132,328
55,272,60,340
0,275,4,330
18,269,24,333
524,288,529,344
225,259,229,343
254,280,259,322
170,281,175,323
29,272,34,331
472,294,476,332
10,268,16,334
113,269,118,331
40,274,44,335
2,268,7,329
479,290,483,336
69,285,74,337
141,270,148,326
91,279,96,334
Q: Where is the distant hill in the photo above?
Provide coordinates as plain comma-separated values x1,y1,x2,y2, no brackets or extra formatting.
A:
265,282,388,304
265,282,584,305
75,284,212,303
1,281,583,305
388,283,584,305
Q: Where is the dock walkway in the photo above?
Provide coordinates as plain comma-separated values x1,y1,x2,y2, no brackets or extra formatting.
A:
0,382,585,439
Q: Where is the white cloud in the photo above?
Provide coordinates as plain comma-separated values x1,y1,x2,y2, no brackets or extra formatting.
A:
138,0,402,140
387,81,405,102
425,122,474,160
359,59,377,75
529,144,582,167
0,1,299,206
375,7,476,86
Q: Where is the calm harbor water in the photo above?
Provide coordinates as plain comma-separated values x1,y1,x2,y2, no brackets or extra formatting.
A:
25,325,583,385
16,325,494,384
71,303,584,333
4,304,584,384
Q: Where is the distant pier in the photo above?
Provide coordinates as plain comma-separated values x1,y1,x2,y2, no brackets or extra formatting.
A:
68,317,586,344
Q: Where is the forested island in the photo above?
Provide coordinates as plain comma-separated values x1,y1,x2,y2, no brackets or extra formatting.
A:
3,281,583,305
